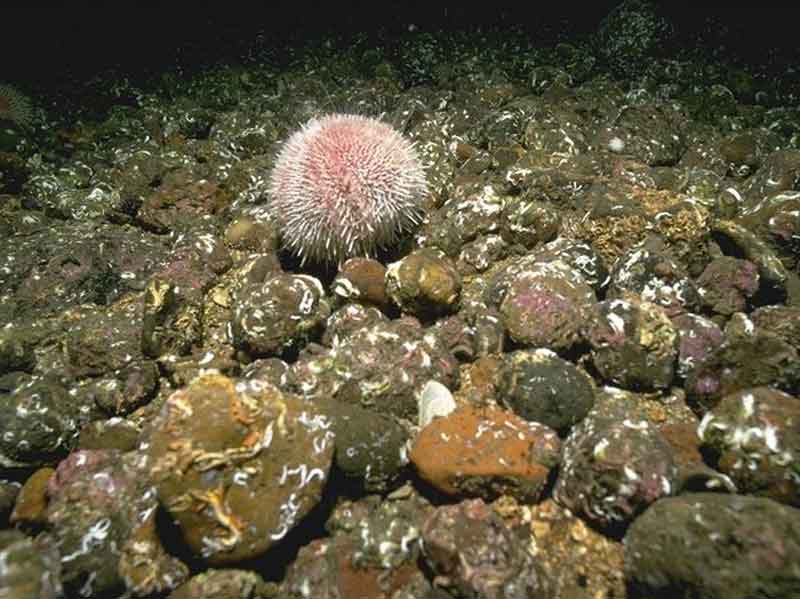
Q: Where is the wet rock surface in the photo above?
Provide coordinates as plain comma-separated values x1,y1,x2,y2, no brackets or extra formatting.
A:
3,7,800,598
421,499,548,599
45,449,189,596
554,406,677,531
320,399,409,493
411,405,561,502
587,297,678,390
0,529,62,599
331,257,390,309
385,248,462,319
497,348,596,435
698,386,800,506
624,493,800,599
143,373,335,564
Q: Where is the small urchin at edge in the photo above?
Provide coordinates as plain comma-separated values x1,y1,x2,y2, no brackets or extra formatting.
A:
268,113,428,266
0,83,34,128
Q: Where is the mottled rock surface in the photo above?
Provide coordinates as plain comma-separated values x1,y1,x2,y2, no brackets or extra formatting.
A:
411,405,560,502
421,499,548,599
625,493,800,599
144,373,334,564
699,386,800,506
498,348,596,435
555,409,677,530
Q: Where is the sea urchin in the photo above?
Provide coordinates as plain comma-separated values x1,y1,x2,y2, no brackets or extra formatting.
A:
268,113,428,265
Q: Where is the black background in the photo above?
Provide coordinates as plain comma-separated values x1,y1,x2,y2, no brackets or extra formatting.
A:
1,2,796,85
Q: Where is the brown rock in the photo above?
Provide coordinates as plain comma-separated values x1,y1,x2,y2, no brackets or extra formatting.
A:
332,257,389,309
10,467,54,525
386,248,461,319
145,373,335,564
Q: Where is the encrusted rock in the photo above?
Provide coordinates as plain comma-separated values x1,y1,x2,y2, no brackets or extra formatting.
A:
498,259,597,351
430,300,505,360
84,359,160,416
417,181,504,258
698,386,800,506
751,305,800,352
712,219,788,294
0,375,94,468
411,405,560,502
141,277,204,360
78,417,141,452
144,373,334,564
46,449,188,596
282,491,433,599
321,303,387,347
224,215,280,254
499,196,560,249
1,220,168,321
686,313,800,410
587,297,678,390
741,150,800,205
385,248,462,319
169,569,274,599
531,238,609,294
291,318,458,421
326,491,431,572
421,499,548,599
607,236,701,317
64,301,144,378
497,348,596,435
231,273,330,358
696,256,759,315
138,175,233,235
671,312,723,379
595,0,673,77
624,493,800,599
0,328,35,374
525,500,626,599
0,480,21,525
554,410,676,530
0,529,62,599
737,191,800,271
457,234,509,275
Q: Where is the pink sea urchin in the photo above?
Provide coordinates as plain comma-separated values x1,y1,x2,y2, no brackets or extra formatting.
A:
0,83,34,128
268,113,428,265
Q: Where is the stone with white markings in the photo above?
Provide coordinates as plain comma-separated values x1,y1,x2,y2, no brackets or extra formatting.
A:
144,373,335,564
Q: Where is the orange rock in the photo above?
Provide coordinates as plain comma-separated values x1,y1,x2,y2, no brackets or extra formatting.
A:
410,406,560,502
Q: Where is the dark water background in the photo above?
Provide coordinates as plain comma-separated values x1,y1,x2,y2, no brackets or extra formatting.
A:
3,2,797,86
